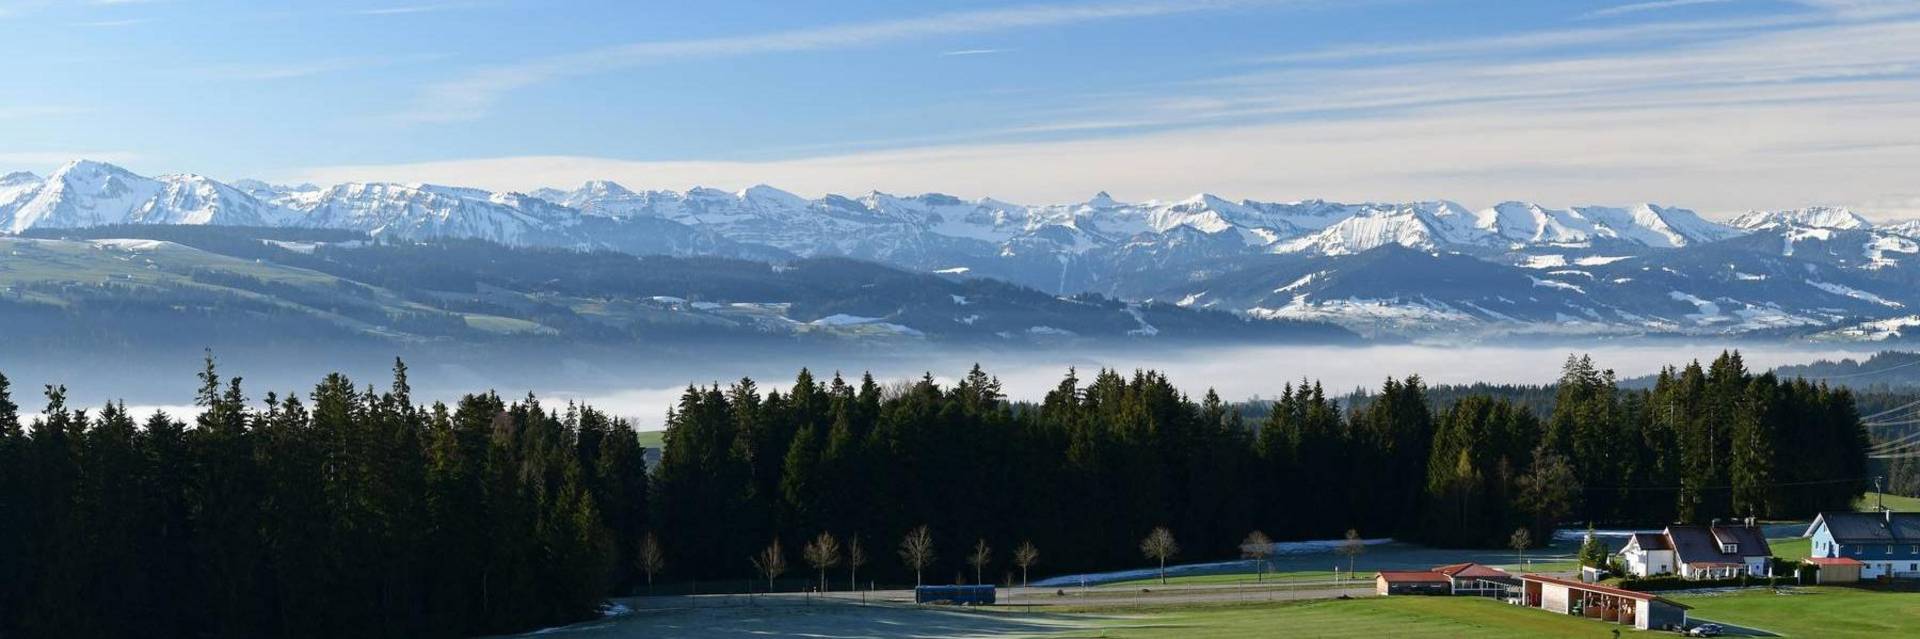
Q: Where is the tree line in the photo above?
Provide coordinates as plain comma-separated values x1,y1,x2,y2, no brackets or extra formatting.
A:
0,358,648,638
0,351,1869,637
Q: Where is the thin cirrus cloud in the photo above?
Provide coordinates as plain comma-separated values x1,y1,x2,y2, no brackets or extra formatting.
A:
304,5,1920,218
354,2,485,16
942,48,1012,56
396,0,1287,123
1582,0,1735,20
195,54,445,82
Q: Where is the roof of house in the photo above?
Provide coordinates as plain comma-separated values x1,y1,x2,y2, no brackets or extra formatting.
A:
1376,570,1451,583
1666,525,1770,565
1432,562,1512,579
1804,556,1864,567
1625,532,1671,552
1805,511,1920,544
1519,574,1691,609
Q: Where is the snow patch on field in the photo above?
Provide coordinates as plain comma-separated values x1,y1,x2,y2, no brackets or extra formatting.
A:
1668,291,1724,323
89,238,168,251
809,314,924,336
1273,272,1321,294
1528,276,1585,294
1522,254,1568,269
1807,280,1903,308
1816,315,1920,341
1124,305,1159,336
1574,255,1632,266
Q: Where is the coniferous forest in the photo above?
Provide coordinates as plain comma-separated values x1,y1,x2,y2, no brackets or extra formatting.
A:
0,351,1871,638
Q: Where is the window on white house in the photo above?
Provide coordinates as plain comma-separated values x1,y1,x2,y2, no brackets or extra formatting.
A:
1722,543,1738,554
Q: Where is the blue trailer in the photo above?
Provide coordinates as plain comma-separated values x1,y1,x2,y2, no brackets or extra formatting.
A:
914,584,996,605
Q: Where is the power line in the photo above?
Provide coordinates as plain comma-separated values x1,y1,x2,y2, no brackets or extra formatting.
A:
1574,476,1868,493
1861,398,1920,422
1865,417,1920,429
1869,431,1920,452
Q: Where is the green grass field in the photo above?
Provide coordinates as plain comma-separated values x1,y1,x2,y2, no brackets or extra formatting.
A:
1857,492,1920,512
1021,585,1920,638
1037,597,1650,638
1671,586,1920,638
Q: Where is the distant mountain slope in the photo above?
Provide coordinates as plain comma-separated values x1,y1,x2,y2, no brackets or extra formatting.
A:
5,226,1354,351
9,159,1920,342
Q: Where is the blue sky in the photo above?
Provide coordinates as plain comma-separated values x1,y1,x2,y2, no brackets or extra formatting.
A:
3,0,1920,217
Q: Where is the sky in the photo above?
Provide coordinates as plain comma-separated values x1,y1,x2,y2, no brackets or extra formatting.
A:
4,0,1920,218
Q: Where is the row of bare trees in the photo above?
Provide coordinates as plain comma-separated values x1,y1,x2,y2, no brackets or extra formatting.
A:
740,525,1045,591
731,524,1385,590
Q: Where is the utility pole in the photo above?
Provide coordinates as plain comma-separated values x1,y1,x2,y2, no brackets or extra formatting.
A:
1876,476,1886,511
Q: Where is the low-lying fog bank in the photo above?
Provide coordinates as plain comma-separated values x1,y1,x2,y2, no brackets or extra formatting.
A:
13,342,1880,430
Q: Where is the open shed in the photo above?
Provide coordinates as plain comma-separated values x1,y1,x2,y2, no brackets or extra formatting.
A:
1519,574,1689,631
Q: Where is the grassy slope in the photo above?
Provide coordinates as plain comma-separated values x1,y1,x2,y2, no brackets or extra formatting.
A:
1041,597,1650,638
1857,492,1920,511
1107,492,1915,588
1672,586,1920,638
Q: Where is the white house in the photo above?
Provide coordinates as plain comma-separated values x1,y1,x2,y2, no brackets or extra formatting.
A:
1619,533,1674,576
1617,523,1771,579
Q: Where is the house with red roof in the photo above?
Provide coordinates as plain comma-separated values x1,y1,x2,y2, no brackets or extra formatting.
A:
1430,562,1518,596
1375,563,1516,596
1374,570,1451,595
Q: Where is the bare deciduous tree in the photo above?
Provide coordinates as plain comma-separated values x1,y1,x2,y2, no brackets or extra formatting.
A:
847,536,867,592
803,531,841,593
1509,527,1533,565
1241,530,1273,582
1139,527,1180,585
1013,540,1039,587
899,525,936,587
751,538,787,592
638,532,665,594
968,539,993,586
1336,528,1365,579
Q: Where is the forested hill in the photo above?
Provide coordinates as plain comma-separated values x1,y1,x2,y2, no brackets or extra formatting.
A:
1769,351,1920,389
5,225,1354,355
0,351,1868,637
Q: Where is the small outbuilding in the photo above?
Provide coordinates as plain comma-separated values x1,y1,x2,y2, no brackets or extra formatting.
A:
1519,574,1690,631
1375,570,1451,595
1804,556,1864,584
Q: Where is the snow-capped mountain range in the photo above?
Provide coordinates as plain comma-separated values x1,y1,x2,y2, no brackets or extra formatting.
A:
6,159,1920,341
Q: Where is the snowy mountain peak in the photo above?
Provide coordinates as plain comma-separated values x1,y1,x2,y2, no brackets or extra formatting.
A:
1085,191,1121,208
1729,206,1872,231
1,171,38,185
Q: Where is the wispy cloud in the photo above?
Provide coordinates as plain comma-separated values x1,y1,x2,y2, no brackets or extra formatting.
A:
196,54,444,81
1582,0,1734,19
942,48,1012,56
312,6,1920,219
73,17,148,27
399,0,1285,123
355,2,482,16
1,151,139,167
